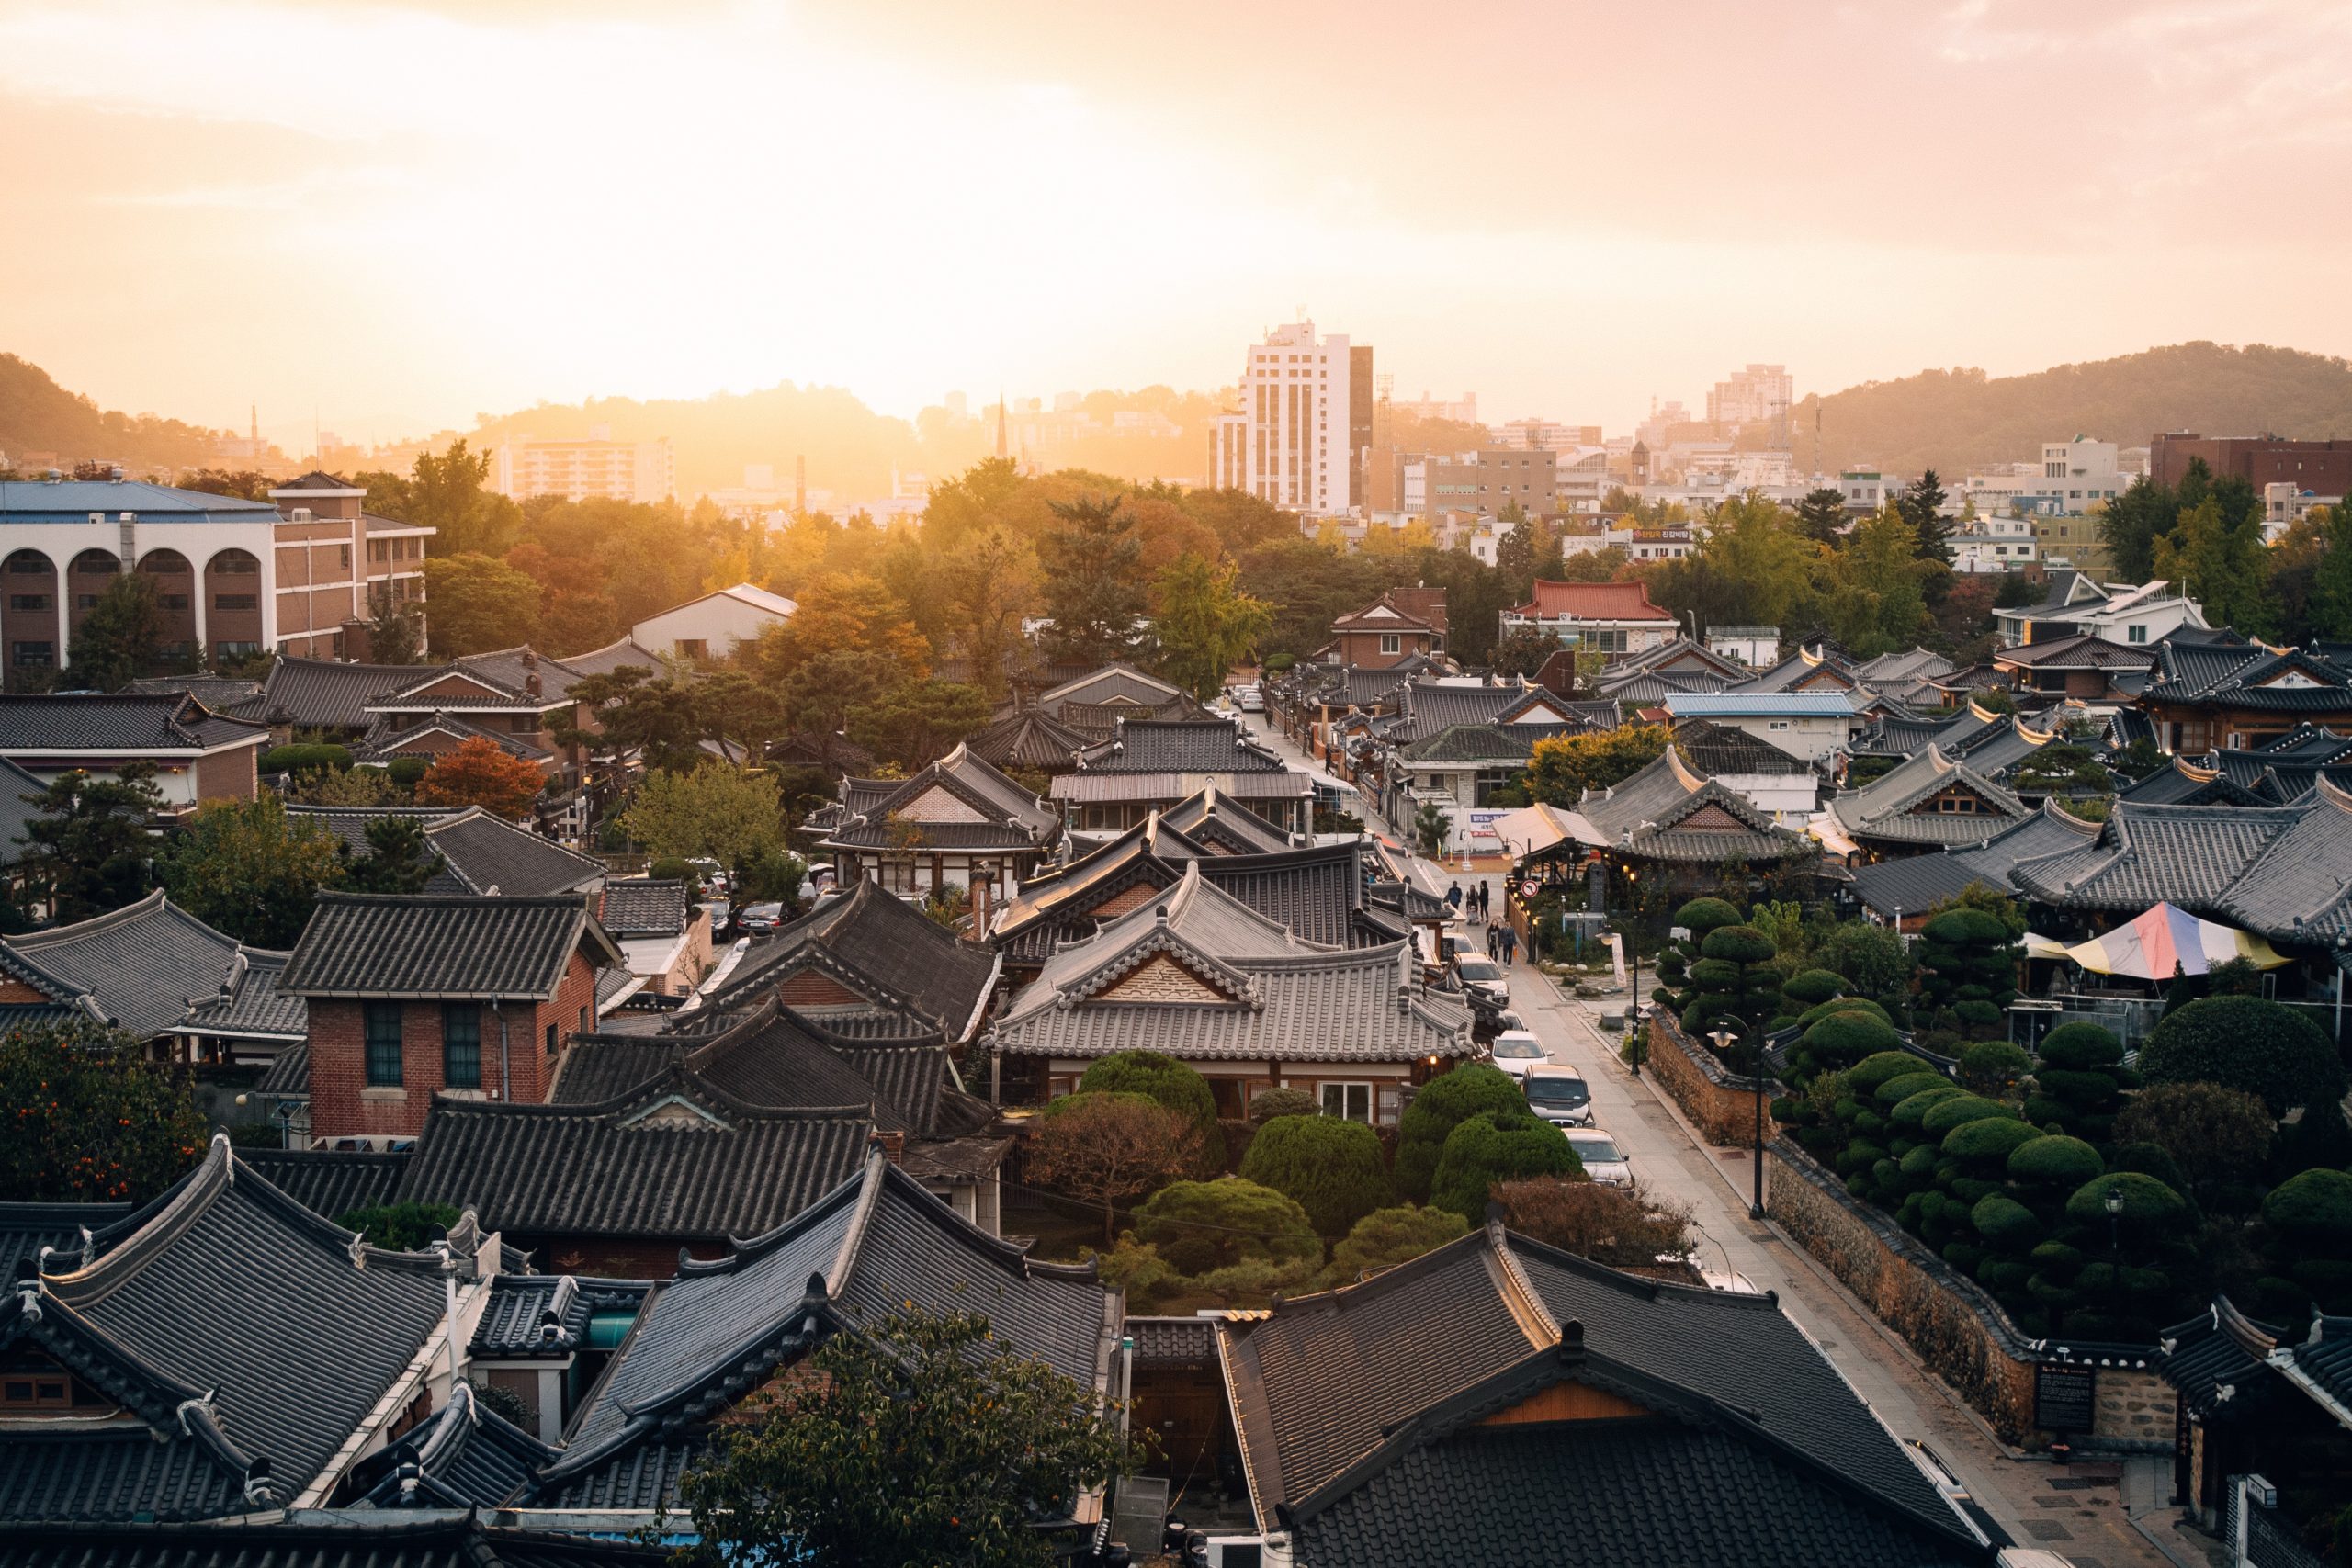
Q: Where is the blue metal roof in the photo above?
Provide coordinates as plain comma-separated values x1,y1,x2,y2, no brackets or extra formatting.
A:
0,479,280,525
1664,691,1861,717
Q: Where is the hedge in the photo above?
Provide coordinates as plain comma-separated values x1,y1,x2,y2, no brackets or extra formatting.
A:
1847,1051,1928,1097
1918,1094,2018,1140
1395,1064,1525,1203
2007,1134,2104,1189
1237,1115,1395,1237
2261,1168,2352,1243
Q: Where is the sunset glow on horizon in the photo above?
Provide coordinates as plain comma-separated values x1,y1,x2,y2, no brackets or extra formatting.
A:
4,0,2349,446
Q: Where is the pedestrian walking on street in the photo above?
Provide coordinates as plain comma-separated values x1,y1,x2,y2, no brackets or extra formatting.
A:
1486,924,1500,961
1478,882,1492,919
1446,881,1463,911
1500,925,1517,966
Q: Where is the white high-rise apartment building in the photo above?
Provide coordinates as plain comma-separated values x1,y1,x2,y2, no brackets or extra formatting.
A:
485,427,675,505
1207,320,1355,515
1706,364,1792,434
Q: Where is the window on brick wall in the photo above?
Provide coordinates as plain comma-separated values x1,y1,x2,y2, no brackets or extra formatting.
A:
364,1000,403,1086
545,1021,558,1055
442,1003,481,1089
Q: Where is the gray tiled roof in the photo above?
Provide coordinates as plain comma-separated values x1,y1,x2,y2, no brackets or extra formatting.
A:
820,743,1060,854
0,755,47,866
469,1274,652,1359
118,674,266,718
967,707,1091,770
20,1138,448,1517
256,657,449,731
2009,801,2301,916
1848,800,2104,918
594,879,689,937
550,637,665,680
1036,662,1184,709
3,893,246,1040
1563,750,1812,864
1826,744,2032,849
279,892,621,1001
0,1516,674,1565
1158,784,1297,852
2117,756,2266,807
1077,717,1291,773
1731,648,1858,694
1672,718,1813,777
2143,643,2352,713
394,1086,872,1246
536,1155,1115,1509
354,709,553,764
176,949,305,1042
0,694,265,755
711,879,999,1040
1398,722,1576,763
0,1201,129,1290
2207,780,2352,941
283,805,605,897
1385,681,1535,743
350,1380,559,1509
990,863,1473,1065
233,1149,409,1221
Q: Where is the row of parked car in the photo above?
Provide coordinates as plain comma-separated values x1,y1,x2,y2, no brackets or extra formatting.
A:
1479,1023,1632,1187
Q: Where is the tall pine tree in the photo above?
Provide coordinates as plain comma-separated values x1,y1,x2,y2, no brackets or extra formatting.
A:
1036,493,1148,665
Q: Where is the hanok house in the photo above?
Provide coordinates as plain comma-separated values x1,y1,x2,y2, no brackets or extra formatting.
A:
0,1134,492,1521
1207,1223,1999,1567
2157,1297,2352,1541
1554,748,1815,893
808,741,1063,916
1991,632,2156,705
286,803,605,897
965,701,1095,778
391,1153,1120,1526
551,993,1008,1230
697,876,1001,1045
1330,587,1448,668
1498,578,1679,660
2139,639,2352,754
1848,799,2102,934
594,878,712,1001
0,889,298,1064
1056,717,1314,836
360,646,601,770
989,816,1411,983
0,692,268,807
987,860,1475,1122
390,1066,873,1276
278,892,624,1146
1814,744,2035,863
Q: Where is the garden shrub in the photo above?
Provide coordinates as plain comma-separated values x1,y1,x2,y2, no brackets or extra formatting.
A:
1957,1040,2030,1097
1846,1051,1925,1097
2007,1134,2104,1194
1247,1086,1318,1124
1941,1116,2040,1170
1781,969,1847,1007
1799,1010,1901,1075
262,742,352,775
1919,1094,2018,1140
1430,1110,1581,1224
1873,1070,1948,1109
1081,1052,1224,1176
1133,1179,1319,1275
1888,1085,1965,1134
1237,1115,1395,1237
1394,1064,1525,1203
2139,997,2347,1115
1797,997,1891,1030
2064,1171,2188,1229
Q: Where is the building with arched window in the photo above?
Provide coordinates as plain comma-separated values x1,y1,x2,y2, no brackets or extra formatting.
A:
0,472,433,679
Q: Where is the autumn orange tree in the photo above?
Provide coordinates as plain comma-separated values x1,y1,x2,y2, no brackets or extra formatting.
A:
0,1021,209,1202
1024,1092,1207,1247
415,736,547,820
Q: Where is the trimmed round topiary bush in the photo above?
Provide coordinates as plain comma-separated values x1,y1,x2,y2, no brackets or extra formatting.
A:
1429,1109,1581,1224
1394,1064,1526,1202
1874,1070,1949,1109
2037,1021,2123,1070
1920,1094,2018,1140
1689,958,1744,990
1889,1085,1966,1133
1238,1114,1396,1237
1672,897,1742,935
2007,1134,2105,1190
1972,1193,2043,1250
1958,1040,2030,1097
1803,1010,1901,1070
1798,998,1892,1031
1942,1116,2041,1167
1846,1051,1926,1097
1080,1052,1223,1175
1700,924,1777,965
386,756,431,791
1133,1179,1320,1275
2261,1168,2352,1244
1782,969,1848,1007
2064,1171,2188,1229
2140,997,2349,1115
1247,1086,1318,1124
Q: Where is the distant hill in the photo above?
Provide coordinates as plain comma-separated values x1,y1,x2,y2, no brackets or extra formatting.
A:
1794,343,2352,478
0,354,227,475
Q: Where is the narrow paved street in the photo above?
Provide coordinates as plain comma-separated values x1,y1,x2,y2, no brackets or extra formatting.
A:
1238,705,2214,1568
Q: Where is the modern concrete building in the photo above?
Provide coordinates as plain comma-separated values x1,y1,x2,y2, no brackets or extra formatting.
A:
483,429,675,504
1705,363,1792,436
1205,319,1363,516
0,473,432,676
1962,437,2130,517
630,583,797,660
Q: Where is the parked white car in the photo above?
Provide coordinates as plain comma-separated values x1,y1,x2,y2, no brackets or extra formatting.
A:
1229,685,1265,712
1564,1127,1633,1187
1487,1030,1547,1081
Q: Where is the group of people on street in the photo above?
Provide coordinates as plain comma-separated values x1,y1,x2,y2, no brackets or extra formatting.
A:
1447,880,1517,964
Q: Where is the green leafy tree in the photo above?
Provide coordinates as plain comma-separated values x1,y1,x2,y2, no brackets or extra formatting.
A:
0,1021,208,1201
620,765,786,921
1329,1204,1469,1278
339,815,439,894
1913,906,2020,1039
1489,624,1560,680
334,1201,462,1250
1395,1063,1526,1202
556,664,707,773
160,795,345,948
1522,725,1670,805
1133,1179,1320,1276
1026,1092,1205,1247
1411,798,1449,859
1819,921,1915,1007
17,764,163,922
1896,469,1951,563
66,572,169,690
402,439,519,557
2307,503,2352,640
1078,1052,1221,1177
682,1307,1136,1568
1237,1114,1395,1237
421,553,542,655
2154,496,2273,637
1828,507,1931,655
2110,1082,2273,1205
777,648,902,772
1035,493,1147,665
2098,475,2178,582
940,525,1035,701
1430,1109,1581,1224
2139,997,2346,1116
1151,553,1271,702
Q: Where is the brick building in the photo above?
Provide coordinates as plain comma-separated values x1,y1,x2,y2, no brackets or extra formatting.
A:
2151,432,2352,497
280,892,621,1147
1329,588,1448,668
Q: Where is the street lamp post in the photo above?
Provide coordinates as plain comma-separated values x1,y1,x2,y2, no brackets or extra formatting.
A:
1711,1018,1769,1220
2104,1183,2125,1327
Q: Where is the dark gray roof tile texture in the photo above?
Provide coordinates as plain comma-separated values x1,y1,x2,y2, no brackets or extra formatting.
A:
232,1150,409,1222
0,694,265,754
280,893,601,1000
596,879,690,937
1079,718,1291,773
725,880,996,1037
179,951,307,1040
0,1516,675,1565
5,894,245,1040
0,1202,129,1289
0,1431,246,1524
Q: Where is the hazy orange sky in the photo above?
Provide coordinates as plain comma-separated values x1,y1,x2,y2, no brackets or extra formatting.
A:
3,0,2348,450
